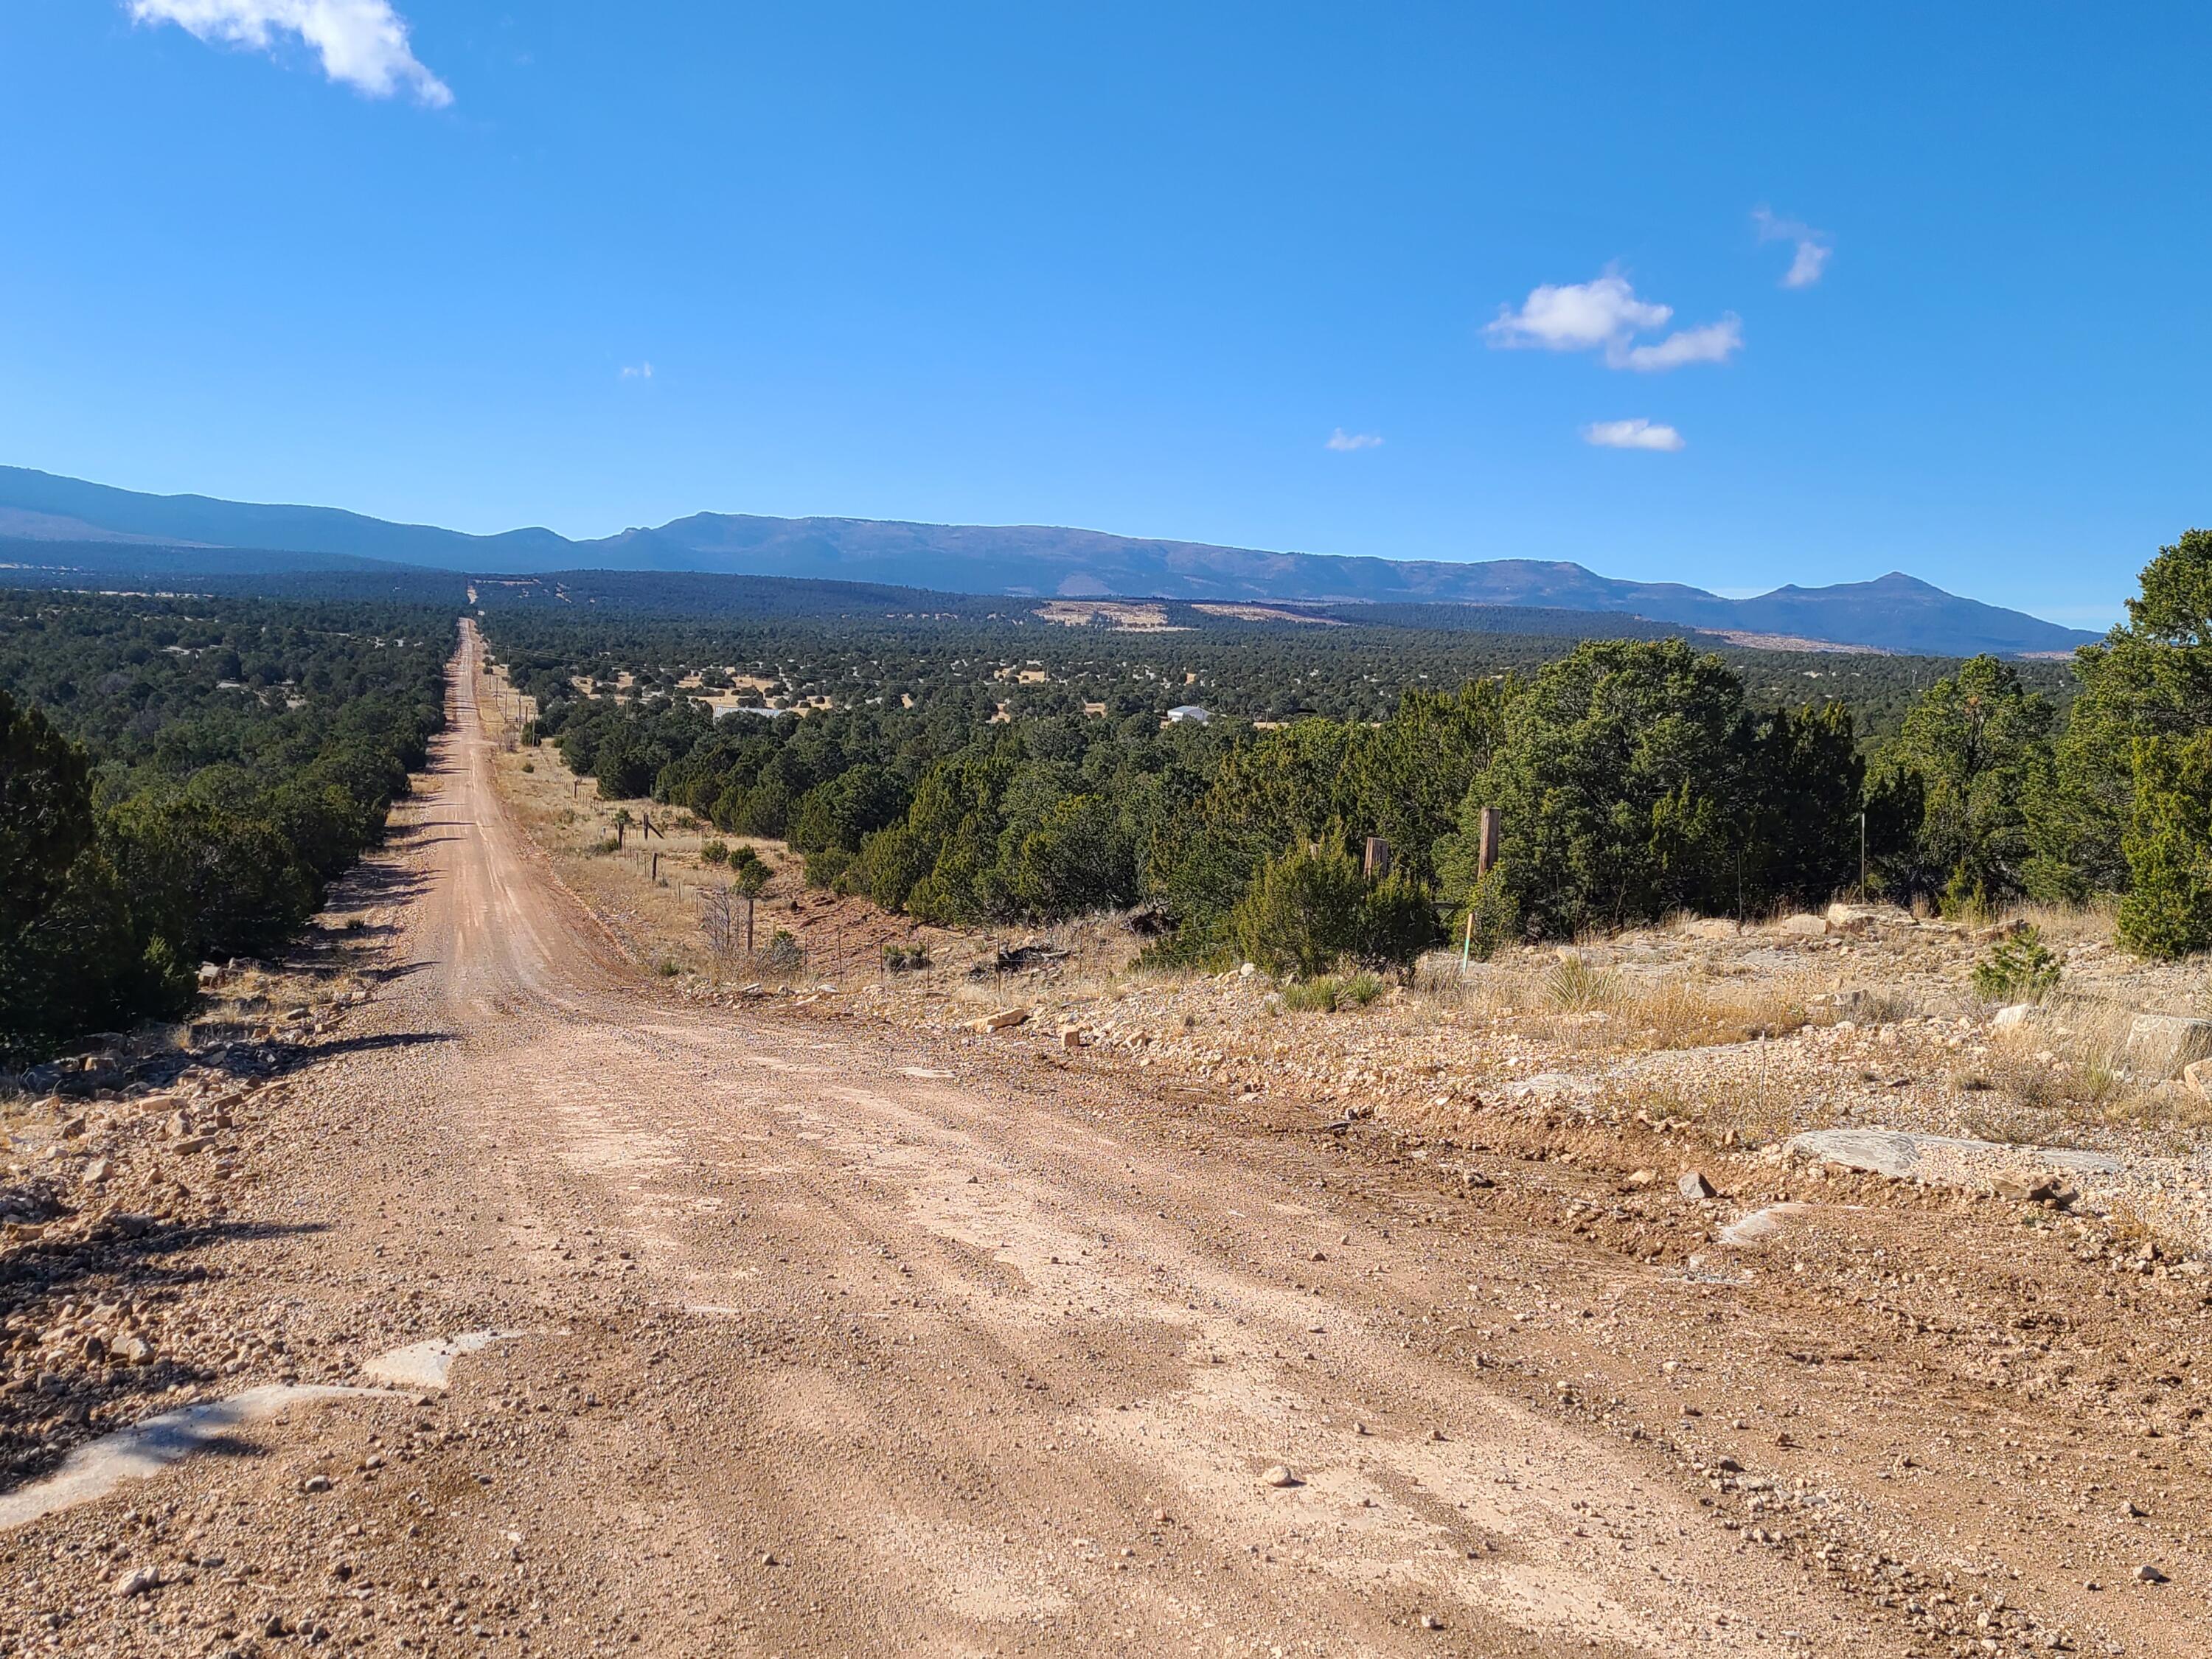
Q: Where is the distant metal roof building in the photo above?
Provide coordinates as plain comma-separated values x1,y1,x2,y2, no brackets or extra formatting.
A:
1165,704,1211,723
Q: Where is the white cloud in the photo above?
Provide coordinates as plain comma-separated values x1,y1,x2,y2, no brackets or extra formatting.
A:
1486,271,1740,371
1484,273,1672,354
128,0,453,107
620,362,655,380
1619,315,1742,372
1325,428,1382,451
1581,418,1686,452
1753,206,1832,289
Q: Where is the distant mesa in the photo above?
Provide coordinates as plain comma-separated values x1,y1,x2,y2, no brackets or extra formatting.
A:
0,465,2097,659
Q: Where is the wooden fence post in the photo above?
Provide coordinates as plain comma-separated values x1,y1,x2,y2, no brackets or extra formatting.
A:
1477,807,1501,877
1363,836,1391,878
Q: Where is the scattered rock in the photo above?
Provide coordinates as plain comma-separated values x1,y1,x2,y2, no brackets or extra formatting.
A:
1677,1169,1717,1200
112,1565,160,1599
1785,1127,2119,1184
1262,1464,1301,1488
1992,1004,2036,1032
2135,1563,2168,1584
1777,914,1829,939
965,1007,1032,1034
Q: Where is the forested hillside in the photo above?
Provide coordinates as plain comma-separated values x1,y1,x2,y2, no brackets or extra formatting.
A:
483,529,2212,972
0,591,451,1055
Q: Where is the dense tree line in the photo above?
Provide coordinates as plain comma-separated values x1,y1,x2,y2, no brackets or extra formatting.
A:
0,592,451,1056
476,572,2057,736
509,532,2212,970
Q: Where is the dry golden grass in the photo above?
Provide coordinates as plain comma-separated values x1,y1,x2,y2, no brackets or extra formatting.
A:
1992,897,2117,949
1614,1074,1790,1146
1418,952,1817,1054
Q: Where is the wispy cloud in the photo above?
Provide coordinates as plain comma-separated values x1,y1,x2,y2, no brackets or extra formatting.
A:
1486,270,1741,371
128,0,452,107
1581,418,1686,452
1753,206,1832,289
1619,316,1742,372
620,362,655,380
1325,428,1382,452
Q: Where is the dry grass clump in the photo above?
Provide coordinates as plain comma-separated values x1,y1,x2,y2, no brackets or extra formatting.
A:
1992,897,2115,950
1961,995,2212,1143
1543,957,1620,1013
1954,1098,2099,1150
1281,973,1386,1014
1545,970,1811,1052
1617,1075,1790,1147
1415,950,1815,1053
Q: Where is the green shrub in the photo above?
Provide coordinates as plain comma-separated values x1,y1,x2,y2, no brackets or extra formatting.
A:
700,838,731,865
729,845,771,897
1231,834,1433,977
1232,838,1367,977
882,941,932,971
1972,924,2061,1001
1340,970,1384,1006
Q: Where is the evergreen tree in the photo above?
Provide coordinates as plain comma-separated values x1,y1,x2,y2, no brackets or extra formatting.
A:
1888,655,2053,903
2031,528,2212,901
1454,639,1752,936
2118,730,2212,958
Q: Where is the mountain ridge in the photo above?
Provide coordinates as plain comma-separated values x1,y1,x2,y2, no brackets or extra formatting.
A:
0,465,2098,658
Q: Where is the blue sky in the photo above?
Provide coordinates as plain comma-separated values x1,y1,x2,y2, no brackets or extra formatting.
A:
3,3,2206,625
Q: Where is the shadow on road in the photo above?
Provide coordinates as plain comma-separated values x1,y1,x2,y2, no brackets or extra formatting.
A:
0,1215,336,1491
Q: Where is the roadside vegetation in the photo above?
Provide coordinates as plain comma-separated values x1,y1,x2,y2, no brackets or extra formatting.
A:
0,592,451,1057
503,532,2212,981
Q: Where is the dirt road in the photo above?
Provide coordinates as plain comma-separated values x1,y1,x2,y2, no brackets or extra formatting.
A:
10,630,2211,1657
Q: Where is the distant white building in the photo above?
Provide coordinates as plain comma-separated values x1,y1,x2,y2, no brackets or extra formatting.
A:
1165,704,1211,724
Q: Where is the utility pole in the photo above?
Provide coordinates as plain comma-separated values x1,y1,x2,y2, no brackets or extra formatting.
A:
1859,811,1868,894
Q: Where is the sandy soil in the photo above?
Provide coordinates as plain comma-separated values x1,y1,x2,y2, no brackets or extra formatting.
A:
3,624,2211,1657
